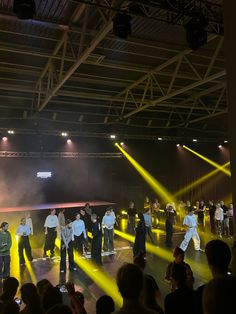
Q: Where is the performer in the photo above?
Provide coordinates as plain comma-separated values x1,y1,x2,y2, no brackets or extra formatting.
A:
60,219,76,272
208,200,216,234
25,212,33,235
43,208,59,258
58,209,66,229
133,212,146,257
16,218,34,265
0,222,12,278
165,204,177,247
179,207,202,252
214,203,224,238
102,209,115,252
144,196,151,211
84,203,92,216
127,201,137,234
143,208,157,244
72,213,87,254
91,214,102,265
195,200,206,231
152,198,161,227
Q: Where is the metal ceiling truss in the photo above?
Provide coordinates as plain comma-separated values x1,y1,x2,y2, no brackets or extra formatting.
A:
35,0,125,112
71,0,223,35
0,151,123,158
114,35,226,127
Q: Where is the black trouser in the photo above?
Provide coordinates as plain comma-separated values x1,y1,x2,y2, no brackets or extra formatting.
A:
165,221,173,247
128,216,136,234
18,236,33,264
103,228,114,251
0,255,10,278
91,235,102,265
60,241,75,271
210,215,216,234
74,234,84,254
44,227,57,255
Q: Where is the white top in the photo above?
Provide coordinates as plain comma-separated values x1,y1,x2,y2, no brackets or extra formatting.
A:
215,207,224,221
183,214,198,228
72,219,86,238
44,215,59,228
102,214,115,229
16,224,31,236
26,217,33,235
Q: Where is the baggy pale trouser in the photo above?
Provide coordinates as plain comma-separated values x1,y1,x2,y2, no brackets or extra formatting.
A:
180,227,200,251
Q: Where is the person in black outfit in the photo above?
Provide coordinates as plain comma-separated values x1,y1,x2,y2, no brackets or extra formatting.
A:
208,200,216,234
220,200,228,236
80,208,90,253
165,204,176,247
127,201,136,235
164,263,197,314
133,212,146,258
91,214,102,265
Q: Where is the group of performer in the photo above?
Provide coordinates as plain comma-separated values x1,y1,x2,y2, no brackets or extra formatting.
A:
0,197,234,278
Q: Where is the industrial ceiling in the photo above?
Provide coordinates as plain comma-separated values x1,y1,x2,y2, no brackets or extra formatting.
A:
0,0,226,142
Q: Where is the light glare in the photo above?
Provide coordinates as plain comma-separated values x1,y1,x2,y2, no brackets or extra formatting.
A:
110,134,116,139
2,137,7,141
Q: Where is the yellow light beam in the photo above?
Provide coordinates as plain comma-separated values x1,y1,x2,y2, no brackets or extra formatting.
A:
115,143,175,203
55,239,122,307
25,259,37,283
174,161,230,198
114,229,208,273
183,145,231,177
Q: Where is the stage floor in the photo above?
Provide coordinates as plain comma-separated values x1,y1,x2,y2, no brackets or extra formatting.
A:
1,218,232,313
0,200,115,213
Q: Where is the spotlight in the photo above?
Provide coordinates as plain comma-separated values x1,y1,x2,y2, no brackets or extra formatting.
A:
113,13,131,39
157,137,163,141
176,144,180,147
193,139,197,142
61,132,68,137
224,140,228,143
110,134,116,139
13,0,36,19
2,137,7,141
185,14,208,50
67,139,72,143
120,142,124,146
7,130,15,134
218,145,222,148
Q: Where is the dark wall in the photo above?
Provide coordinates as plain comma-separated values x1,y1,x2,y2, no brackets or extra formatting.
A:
0,136,231,209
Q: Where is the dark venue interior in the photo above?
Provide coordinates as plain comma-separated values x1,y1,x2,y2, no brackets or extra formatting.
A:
0,1,235,314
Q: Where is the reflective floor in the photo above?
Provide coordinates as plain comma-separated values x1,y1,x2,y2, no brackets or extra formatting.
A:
0,216,233,313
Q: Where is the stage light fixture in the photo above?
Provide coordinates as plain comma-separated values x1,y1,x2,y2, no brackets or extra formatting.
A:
61,132,68,137
224,140,228,143
7,130,15,134
176,144,180,147
2,137,7,141
110,134,116,139
120,142,124,146
185,14,208,50
218,145,222,148
13,0,36,19
193,139,197,142
67,139,72,143
113,13,131,39
157,137,163,141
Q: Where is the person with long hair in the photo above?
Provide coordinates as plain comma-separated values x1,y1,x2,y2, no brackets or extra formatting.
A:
43,209,59,258
133,212,146,258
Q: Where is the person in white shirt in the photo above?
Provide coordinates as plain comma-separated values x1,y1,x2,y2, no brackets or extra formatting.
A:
25,212,33,235
72,213,87,254
60,219,76,272
214,204,224,238
16,218,34,265
43,208,59,258
179,207,202,252
102,209,115,252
